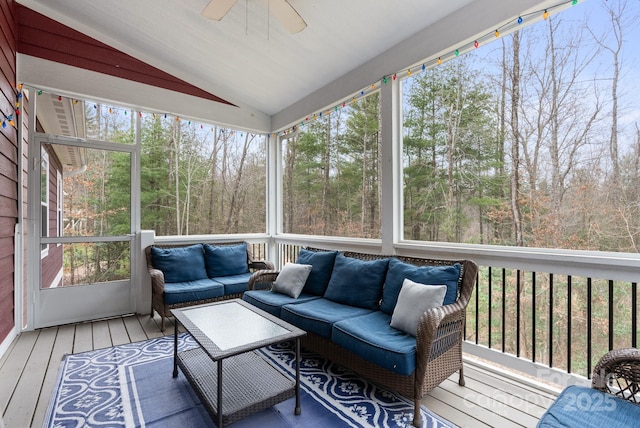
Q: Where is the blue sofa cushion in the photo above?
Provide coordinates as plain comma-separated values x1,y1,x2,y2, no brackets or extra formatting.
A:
150,244,207,283
243,290,320,317
203,243,249,277
210,272,253,295
380,258,462,314
332,312,416,376
281,298,374,338
537,385,640,427
296,249,339,296
163,278,224,305
323,254,389,309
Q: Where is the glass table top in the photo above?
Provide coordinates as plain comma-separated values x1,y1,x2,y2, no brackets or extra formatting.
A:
180,300,291,351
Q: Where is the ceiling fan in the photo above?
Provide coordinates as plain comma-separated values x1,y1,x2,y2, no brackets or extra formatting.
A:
201,0,307,34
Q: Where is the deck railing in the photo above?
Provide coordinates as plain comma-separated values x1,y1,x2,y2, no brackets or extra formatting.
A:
148,232,640,386
269,237,640,386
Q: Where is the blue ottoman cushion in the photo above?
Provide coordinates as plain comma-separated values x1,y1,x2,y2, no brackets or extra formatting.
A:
537,385,640,427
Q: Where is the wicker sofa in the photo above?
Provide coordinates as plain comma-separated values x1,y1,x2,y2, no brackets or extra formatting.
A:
242,247,478,427
145,241,273,331
537,348,640,426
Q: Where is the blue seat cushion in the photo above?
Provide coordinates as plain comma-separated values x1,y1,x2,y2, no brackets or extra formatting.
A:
332,311,416,376
323,254,389,309
537,385,640,427
243,290,321,317
203,243,249,277
296,249,339,296
380,259,462,314
281,298,373,338
150,244,208,283
211,272,253,295
163,278,224,305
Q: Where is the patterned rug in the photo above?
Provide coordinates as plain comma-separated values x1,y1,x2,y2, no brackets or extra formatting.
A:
43,334,454,427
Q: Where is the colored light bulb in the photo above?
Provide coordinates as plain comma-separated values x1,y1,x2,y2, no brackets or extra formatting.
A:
474,41,479,48
543,10,549,19
437,57,442,65
517,16,523,24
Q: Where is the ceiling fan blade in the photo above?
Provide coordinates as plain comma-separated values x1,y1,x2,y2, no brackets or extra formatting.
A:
201,0,238,21
269,0,307,34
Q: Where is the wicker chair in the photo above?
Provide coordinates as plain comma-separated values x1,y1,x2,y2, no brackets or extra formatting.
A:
592,347,640,403
537,348,640,426
248,248,478,427
145,241,273,331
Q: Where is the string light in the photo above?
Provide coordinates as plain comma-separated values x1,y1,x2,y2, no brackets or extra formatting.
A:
543,9,549,19
474,41,479,48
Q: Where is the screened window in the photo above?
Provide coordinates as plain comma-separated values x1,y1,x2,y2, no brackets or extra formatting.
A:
401,0,640,252
282,92,381,238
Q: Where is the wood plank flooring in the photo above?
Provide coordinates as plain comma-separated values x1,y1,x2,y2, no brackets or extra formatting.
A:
0,314,558,428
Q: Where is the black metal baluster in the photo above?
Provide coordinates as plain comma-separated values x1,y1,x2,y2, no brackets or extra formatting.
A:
532,272,536,363
488,266,492,349
474,270,479,344
609,280,614,351
587,277,592,378
633,282,637,348
567,275,572,374
516,269,521,357
502,268,506,353
549,273,554,368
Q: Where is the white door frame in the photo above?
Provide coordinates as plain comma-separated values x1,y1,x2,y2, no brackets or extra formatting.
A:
28,133,138,329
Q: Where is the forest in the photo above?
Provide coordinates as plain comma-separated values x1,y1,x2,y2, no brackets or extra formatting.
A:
56,0,639,377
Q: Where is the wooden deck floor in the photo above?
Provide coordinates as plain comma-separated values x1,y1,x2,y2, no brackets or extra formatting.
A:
0,314,558,428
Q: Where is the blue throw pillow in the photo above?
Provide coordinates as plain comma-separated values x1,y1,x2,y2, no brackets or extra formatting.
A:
380,258,462,314
296,249,339,295
323,254,389,309
203,243,249,277
150,244,207,283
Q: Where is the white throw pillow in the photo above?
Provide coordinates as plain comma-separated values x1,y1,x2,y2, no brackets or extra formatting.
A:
390,278,447,336
271,263,313,298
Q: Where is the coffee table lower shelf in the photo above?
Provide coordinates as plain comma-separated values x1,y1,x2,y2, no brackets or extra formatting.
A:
176,347,296,426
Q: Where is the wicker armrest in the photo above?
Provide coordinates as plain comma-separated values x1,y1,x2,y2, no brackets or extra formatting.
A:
249,260,275,270
592,348,640,403
414,302,466,381
248,270,280,291
148,267,165,293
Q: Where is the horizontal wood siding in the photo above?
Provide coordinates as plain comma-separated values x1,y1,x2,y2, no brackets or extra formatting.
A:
0,0,17,343
16,4,233,106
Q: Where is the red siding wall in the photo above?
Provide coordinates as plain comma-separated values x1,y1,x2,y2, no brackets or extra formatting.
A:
0,0,17,343
16,4,233,106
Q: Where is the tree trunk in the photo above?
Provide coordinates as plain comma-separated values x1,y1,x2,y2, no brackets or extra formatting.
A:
510,31,524,247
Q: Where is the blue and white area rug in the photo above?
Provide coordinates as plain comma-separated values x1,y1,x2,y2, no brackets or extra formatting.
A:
43,334,454,428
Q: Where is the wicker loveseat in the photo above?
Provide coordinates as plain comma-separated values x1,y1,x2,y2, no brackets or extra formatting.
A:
145,241,273,331
242,247,478,427
537,348,640,427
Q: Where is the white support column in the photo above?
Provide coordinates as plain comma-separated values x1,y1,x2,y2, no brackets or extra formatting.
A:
379,78,402,255
266,133,281,266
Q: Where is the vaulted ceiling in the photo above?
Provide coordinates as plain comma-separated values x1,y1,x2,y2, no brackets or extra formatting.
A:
15,0,557,133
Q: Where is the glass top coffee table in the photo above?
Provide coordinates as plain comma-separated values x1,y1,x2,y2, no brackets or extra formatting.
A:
171,299,306,427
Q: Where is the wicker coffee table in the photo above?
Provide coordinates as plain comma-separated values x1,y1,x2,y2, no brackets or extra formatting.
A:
171,299,306,427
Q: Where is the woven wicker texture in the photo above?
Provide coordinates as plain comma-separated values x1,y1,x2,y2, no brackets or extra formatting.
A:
177,348,295,426
592,347,640,404
145,241,274,331
249,247,478,427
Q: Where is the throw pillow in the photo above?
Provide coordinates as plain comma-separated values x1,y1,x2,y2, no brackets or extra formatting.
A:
271,263,313,298
323,254,389,309
380,258,462,314
150,244,207,283
296,249,339,295
390,279,447,336
203,243,249,277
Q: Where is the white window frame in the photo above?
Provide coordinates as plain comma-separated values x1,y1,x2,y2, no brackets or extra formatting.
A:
41,150,49,258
